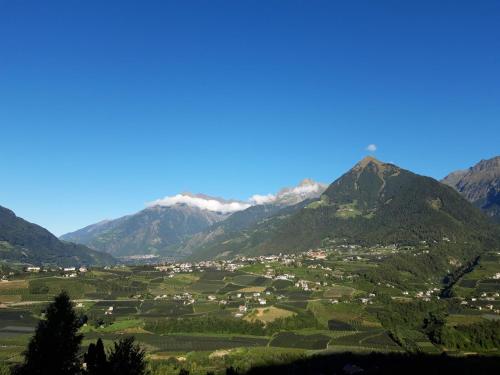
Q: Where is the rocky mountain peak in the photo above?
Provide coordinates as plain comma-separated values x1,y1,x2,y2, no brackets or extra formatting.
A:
442,155,500,221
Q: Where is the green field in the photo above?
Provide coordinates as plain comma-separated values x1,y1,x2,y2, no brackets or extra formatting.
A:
1,247,498,373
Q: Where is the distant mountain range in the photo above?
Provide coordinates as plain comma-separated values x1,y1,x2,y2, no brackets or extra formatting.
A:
174,179,326,259
59,158,500,262
60,201,230,257
3,157,500,266
60,179,327,258
0,206,116,267
442,156,500,222
185,157,498,260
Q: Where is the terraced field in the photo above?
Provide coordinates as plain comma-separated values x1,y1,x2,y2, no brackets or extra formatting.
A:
85,333,269,352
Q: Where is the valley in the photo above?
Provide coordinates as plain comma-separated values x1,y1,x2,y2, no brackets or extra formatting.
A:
1,157,499,374
1,243,498,374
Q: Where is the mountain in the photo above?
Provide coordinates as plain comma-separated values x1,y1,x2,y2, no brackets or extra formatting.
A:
62,181,327,259
0,205,116,267
60,197,233,258
172,179,327,258
442,156,500,222
187,157,498,260
250,179,327,206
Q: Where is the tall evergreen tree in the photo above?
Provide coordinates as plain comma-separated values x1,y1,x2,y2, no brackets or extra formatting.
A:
84,338,108,375
14,291,83,375
108,337,149,375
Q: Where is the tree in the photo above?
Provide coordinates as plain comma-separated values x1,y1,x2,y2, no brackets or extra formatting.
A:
84,338,108,375
14,291,83,375
108,337,149,375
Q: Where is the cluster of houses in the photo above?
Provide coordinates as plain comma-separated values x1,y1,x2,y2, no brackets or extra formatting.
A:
415,288,441,301
302,280,328,291
154,259,243,275
462,291,500,314
360,293,377,305
153,292,195,305
24,266,88,276
152,251,340,281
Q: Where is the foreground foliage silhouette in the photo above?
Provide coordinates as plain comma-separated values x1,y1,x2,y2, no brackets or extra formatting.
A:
12,292,148,375
13,291,83,375
84,336,149,375
223,352,500,375
107,337,149,375
84,338,108,375
8,292,500,375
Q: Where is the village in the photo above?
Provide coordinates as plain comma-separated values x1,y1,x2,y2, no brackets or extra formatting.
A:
1,244,497,318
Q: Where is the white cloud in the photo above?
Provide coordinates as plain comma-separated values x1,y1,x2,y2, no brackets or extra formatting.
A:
286,183,323,196
148,179,327,214
250,180,326,206
250,194,277,205
148,194,251,213
366,144,377,152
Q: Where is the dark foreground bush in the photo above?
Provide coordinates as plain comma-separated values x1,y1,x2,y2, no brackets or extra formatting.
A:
241,352,500,375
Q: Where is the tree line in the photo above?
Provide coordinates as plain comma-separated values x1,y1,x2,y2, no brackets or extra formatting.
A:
145,310,320,336
376,296,500,352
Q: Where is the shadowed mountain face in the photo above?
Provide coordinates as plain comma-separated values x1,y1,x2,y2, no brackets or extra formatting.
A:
442,156,500,222
187,157,498,260
0,205,115,266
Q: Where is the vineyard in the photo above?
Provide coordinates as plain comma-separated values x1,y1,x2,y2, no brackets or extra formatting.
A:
0,248,498,373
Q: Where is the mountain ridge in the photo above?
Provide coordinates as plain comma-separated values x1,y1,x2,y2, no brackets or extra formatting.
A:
187,157,499,260
60,203,229,257
442,156,500,221
0,205,116,267
61,180,327,258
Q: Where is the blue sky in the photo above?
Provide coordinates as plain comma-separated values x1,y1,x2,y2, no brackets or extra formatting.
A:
1,0,499,235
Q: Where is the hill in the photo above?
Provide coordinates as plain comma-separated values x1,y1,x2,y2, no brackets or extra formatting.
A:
442,156,500,222
0,205,116,267
188,157,499,260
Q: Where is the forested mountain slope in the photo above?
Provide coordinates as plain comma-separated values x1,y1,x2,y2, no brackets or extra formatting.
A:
0,205,116,266
61,203,229,257
188,157,499,260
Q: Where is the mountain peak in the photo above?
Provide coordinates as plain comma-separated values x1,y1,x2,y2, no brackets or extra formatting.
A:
350,157,398,178
357,156,384,168
250,179,327,206
194,157,498,260
472,156,500,173
442,155,500,221
298,178,317,186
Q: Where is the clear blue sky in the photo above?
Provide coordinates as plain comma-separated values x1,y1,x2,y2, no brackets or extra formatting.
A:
1,0,499,235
